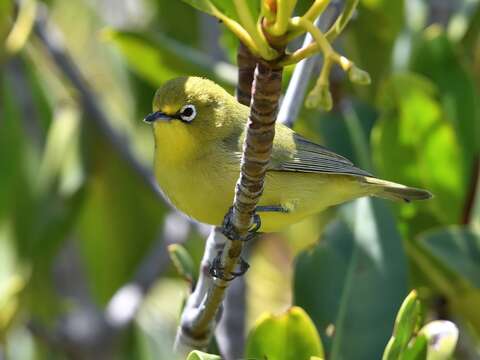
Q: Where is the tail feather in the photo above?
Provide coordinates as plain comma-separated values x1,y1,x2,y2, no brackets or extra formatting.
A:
364,177,433,202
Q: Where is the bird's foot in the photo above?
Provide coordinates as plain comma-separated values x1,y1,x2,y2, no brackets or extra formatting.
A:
208,251,250,281
221,207,262,242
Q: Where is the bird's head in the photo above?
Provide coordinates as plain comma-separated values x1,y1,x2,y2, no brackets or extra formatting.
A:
145,77,245,151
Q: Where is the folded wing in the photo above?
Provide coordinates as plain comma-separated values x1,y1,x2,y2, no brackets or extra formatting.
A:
269,131,373,177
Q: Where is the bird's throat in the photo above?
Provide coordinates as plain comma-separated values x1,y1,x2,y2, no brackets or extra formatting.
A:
153,121,198,166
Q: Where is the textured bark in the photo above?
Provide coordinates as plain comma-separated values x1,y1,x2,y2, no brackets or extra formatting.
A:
214,42,257,360
231,61,283,233
236,42,257,106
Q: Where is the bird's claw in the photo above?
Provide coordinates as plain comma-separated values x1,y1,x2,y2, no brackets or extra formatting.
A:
208,251,250,281
221,207,262,242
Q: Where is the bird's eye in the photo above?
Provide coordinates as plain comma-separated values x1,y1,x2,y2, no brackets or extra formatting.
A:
179,104,196,122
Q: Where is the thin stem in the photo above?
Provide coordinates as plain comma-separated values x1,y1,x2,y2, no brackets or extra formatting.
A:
32,4,162,200
319,56,333,85
279,41,319,65
267,0,298,36
290,16,336,59
304,0,332,22
280,0,360,65
280,17,354,69
218,15,259,56
5,0,37,54
278,9,340,126
325,0,359,42
284,0,331,41
232,0,278,60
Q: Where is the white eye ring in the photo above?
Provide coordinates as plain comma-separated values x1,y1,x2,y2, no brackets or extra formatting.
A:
179,104,196,122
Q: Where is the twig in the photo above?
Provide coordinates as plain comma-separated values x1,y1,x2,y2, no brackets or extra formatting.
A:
214,267,248,359
105,212,190,330
174,228,228,352
32,3,162,200
278,7,340,127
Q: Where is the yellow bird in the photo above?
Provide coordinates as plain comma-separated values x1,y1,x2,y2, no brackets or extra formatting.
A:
145,77,431,232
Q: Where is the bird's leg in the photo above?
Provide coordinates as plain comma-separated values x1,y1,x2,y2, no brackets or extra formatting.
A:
208,250,250,281
255,205,290,213
215,205,288,280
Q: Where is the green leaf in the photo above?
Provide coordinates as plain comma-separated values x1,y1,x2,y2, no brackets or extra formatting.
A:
408,226,480,330
401,334,428,360
411,27,480,179
0,0,13,59
0,72,26,219
186,350,222,360
294,198,408,359
181,0,217,16
246,306,324,360
168,244,196,283
372,72,466,226
421,227,480,288
104,30,235,88
36,104,81,194
382,290,421,360
76,129,169,304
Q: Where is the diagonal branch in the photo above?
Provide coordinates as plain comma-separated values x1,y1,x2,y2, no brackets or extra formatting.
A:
175,59,283,353
214,42,257,360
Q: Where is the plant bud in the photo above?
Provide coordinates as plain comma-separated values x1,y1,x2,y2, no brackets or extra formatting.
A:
306,84,333,111
348,65,371,85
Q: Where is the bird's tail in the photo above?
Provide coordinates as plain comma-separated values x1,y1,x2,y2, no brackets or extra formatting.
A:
364,177,433,202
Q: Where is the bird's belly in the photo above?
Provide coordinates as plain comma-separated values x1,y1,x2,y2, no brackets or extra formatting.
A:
259,172,365,232
155,159,366,231
154,159,237,225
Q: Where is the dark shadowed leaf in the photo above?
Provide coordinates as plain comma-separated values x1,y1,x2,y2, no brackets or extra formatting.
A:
294,198,408,359
408,226,480,330
104,30,235,88
76,127,169,304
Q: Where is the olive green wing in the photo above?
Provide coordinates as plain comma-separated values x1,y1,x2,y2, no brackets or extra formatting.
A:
223,123,372,177
268,129,373,177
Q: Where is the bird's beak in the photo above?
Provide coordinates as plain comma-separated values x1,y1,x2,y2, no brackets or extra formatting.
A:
143,111,170,123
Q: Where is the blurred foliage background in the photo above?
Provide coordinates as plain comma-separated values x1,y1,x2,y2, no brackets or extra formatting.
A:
0,0,479,359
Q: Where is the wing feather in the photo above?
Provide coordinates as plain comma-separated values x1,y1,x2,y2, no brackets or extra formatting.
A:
223,122,373,178
269,132,373,177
